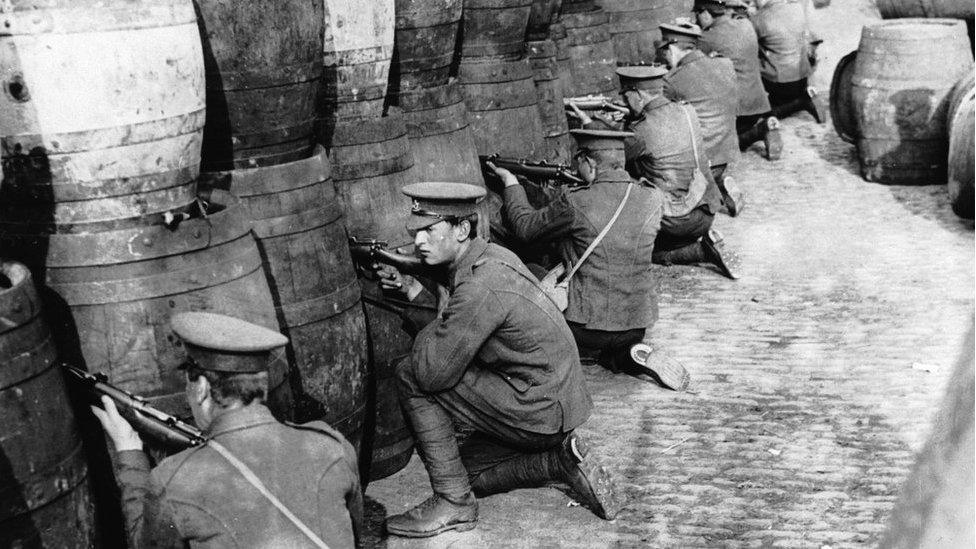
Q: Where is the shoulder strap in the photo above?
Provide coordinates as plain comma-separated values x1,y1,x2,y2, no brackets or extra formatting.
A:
681,105,703,172
564,182,634,284
207,440,330,549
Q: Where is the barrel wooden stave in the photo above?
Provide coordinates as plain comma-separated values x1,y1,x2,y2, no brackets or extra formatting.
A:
876,0,975,44
600,0,694,66
460,0,534,58
948,87,975,218
323,0,395,120
526,0,564,40
829,51,858,144
394,0,463,91
555,9,618,97
0,0,205,227
0,261,94,548
851,19,973,184
527,39,572,163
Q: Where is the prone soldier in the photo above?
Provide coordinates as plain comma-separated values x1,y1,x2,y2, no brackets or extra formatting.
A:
375,182,620,537
658,20,745,217
492,129,689,391
694,0,784,160
615,64,740,280
89,312,363,548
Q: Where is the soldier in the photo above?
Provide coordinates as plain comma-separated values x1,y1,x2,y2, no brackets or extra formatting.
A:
90,312,362,549
491,129,689,391
375,182,619,537
616,65,740,280
695,0,784,160
658,20,745,217
752,0,826,122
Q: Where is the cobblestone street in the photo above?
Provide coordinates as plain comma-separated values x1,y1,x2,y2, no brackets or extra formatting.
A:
364,1,976,546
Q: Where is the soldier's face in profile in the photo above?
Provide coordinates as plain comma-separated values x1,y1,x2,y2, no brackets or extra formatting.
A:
413,220,463,266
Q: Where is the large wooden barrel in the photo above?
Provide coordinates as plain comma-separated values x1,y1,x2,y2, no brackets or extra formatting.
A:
562,0,596,13
322,0,395,120
195,0,323,171
0,195,292,422
555,8,618,97
551,22,576,97
200,148,370,447
394,0,463,91
851,19,973,184
527,0,564,40
948,84,975,218
0,0,205,230
599,0,694,66
460,0,534,59
459,56,548,157
829,51,858,144
527,39,573,162
947,71,976,130
0,262,94,548
876,0,975,47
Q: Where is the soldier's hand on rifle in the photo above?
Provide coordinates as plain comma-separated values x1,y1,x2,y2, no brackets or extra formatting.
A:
565,101,593,126
485,161,520,188
90,395,144,452
375,263,423,301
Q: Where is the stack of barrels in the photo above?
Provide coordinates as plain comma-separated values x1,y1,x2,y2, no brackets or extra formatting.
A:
553,0,618,97
599,0,694,66
527,0,574,162
829,19,974,192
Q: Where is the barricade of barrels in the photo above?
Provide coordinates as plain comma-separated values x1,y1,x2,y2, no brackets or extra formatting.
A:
0,0,696,545
829,16,975,219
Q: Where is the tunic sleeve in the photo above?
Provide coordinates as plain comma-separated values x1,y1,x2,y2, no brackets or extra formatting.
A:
114,450,183,549
502,184,576,243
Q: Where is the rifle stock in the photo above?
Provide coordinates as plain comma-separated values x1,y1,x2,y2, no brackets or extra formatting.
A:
479,154,585,186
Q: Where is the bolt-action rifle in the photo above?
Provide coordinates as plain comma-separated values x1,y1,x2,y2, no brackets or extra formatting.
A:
479,154,586,187
64,365,206,449
563,95,629,113
348,237,426,275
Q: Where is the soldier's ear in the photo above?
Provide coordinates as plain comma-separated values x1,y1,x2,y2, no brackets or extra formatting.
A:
455,219,472,241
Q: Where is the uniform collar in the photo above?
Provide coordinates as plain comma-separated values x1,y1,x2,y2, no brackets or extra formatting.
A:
641,95,672,114
449,237,489,288
205,404,278,437
675,49,706,70
593,167,633,184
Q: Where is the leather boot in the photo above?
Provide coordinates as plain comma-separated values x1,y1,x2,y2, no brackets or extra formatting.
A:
629,343,691,391
386,493,479,538
770,97,807,120
702,229,740,279
720,174,745,217
555,432,622,520
804,86,827,124
652,241,706,266
763,116,783,161
470,451,559,496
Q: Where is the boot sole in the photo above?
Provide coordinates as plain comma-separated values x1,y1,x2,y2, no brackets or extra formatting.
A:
386,520,477,538
765,129,783,161
702,235,740,280
567,436,621,520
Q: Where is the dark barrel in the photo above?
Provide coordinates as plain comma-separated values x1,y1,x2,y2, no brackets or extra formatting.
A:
600,0,694,66
394,0,463,91
459,56,548,157
195,0,323,171
527,39,573,162
201,148,370,447
0,261,95,548
460,0,534,59
554,8,618,97
829,51,858,144
0,195,292,422
948,81,974,218
0,0,205,230
526,0,564,40
851,19,973,184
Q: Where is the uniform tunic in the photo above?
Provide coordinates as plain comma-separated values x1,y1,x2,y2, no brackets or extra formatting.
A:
502,169,664,333
700,15,772,116
408,237,591,435
624,96,723,218
663,50,740,167
114,405,361,549
751,0,813,83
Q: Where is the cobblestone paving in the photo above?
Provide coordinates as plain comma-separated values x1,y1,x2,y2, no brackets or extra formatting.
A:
364,2,976,547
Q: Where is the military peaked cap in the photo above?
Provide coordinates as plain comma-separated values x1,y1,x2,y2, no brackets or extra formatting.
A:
616,64,669,91
694,0,728,12
402,182,486,231
660,21,703,46
570,129,634,151
172,312,288,373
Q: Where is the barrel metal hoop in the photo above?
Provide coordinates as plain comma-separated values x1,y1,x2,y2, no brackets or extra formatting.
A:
0,441,87,520
0,4,197,35
205,62,323,88
206,146,330,197
0,321,55,390
395,5,462,27
276,279,363,328
250,205,343,239
330,153,415,181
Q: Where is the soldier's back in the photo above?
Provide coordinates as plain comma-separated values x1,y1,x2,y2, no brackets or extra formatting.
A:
701,17,771,116
664,52,739,166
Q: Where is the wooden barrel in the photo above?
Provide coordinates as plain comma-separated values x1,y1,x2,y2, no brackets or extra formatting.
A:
527,0,564,40
0,0,205,230
0,261,94,548
556,8,618,97
195,0,323,171
947,71,976,132
948,85,975,218
460,0,534,59
851,19,973,184
829,51,858,144
600,0,694,66
876,0,975,47
0,194,292,423
562,0,596,13
200,148,370,447
459,56,547,157
322,0,395,120
394,0,463,91
551,22,576,98
527,39,573,162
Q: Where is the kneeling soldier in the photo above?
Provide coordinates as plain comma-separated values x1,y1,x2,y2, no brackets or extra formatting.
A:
378,182,620,537
90,312,363,548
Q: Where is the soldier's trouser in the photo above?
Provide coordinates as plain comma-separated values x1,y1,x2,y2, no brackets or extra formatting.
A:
736,113,773,149
652,207,715,265
396,360,568,501
568,323,645,371
763,77,810,118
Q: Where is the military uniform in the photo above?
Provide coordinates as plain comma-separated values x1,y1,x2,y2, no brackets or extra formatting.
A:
501,131,664,368
387,182,617,538
699,13,771,117
112,313,362,549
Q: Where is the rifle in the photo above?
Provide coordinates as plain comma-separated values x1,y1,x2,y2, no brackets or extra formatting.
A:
348,237,425,275
563,95,629,113
479,154,586,187
65,365,206,449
